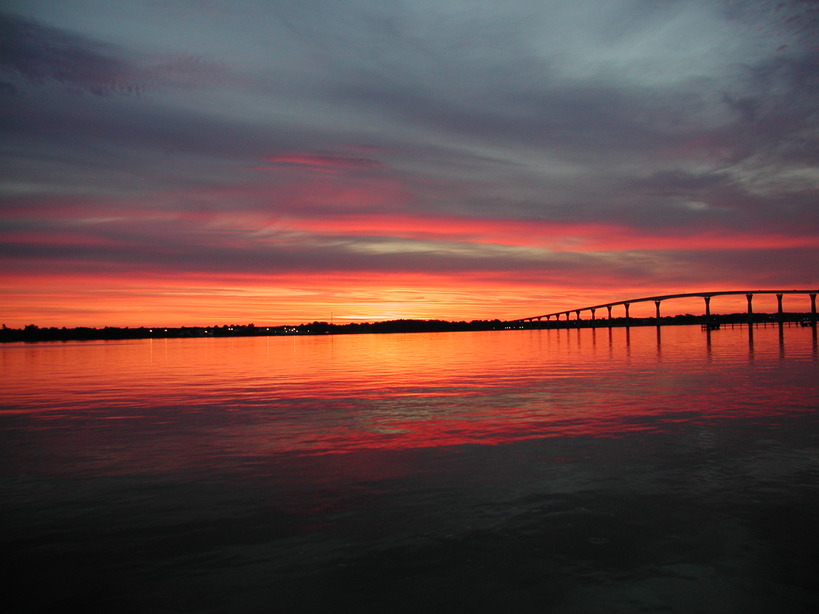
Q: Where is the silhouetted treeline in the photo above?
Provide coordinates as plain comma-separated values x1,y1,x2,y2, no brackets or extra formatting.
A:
0,319,506,342
1,313,814,343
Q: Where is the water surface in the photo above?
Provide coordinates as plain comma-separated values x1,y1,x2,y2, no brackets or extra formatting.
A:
3,325,818,612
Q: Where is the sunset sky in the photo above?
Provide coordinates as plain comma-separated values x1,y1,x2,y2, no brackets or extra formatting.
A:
2,0,818,327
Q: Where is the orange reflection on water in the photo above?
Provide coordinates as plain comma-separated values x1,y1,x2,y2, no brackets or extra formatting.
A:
2,325,816,476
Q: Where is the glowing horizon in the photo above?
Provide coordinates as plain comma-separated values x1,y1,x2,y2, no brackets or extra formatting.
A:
3,270,815,329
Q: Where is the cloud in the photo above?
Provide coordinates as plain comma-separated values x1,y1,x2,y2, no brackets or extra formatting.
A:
0,11,143,95
1,0,817,325
260,152,384,173
0,10,235,96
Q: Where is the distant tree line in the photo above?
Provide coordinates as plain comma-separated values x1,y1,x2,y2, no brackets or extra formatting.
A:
0,319,507,342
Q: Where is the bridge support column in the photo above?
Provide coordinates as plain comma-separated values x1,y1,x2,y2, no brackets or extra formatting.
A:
654,300,661,321
777,293,784,321
746,293,753,324
606,305,612,320
811,294,816,323
624,303,630,320
591,308,596,323
704,296,711,319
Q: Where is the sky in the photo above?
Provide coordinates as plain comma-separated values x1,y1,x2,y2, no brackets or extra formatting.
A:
2,0,818,327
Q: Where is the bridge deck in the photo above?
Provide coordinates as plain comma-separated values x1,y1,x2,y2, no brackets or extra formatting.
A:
517,289,819,322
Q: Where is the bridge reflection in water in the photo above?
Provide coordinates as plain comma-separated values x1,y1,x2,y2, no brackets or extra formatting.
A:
568,316,817,360
515,289,818,327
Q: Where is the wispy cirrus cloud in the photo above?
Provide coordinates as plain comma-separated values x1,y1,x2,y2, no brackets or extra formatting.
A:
254,152,385,177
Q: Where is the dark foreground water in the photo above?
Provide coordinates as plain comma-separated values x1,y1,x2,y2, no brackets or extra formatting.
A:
2,325,818,613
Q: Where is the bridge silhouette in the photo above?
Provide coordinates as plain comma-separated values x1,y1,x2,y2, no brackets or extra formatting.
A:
514,289,818,324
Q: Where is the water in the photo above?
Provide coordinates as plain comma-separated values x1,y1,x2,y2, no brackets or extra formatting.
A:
2,325,818,613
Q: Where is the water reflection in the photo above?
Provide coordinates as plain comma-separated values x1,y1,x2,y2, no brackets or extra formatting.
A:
624,326,631,356
780,321,785,358
2,325,817,466
3,325,818,613
748,325,754,361
655,325,662,358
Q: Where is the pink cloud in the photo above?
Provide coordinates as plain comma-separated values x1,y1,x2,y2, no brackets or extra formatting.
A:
278,212,819,252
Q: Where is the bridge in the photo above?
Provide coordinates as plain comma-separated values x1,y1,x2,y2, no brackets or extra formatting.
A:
514,289,819,324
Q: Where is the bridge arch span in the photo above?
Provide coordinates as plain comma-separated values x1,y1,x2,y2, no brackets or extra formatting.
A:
515,289,818,324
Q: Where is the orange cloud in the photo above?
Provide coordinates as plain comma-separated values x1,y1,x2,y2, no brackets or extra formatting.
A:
277,213,819,252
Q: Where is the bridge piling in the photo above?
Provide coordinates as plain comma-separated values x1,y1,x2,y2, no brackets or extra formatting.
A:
746,294,754,324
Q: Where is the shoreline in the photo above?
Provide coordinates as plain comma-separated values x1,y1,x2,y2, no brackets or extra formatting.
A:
2,313,816,343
